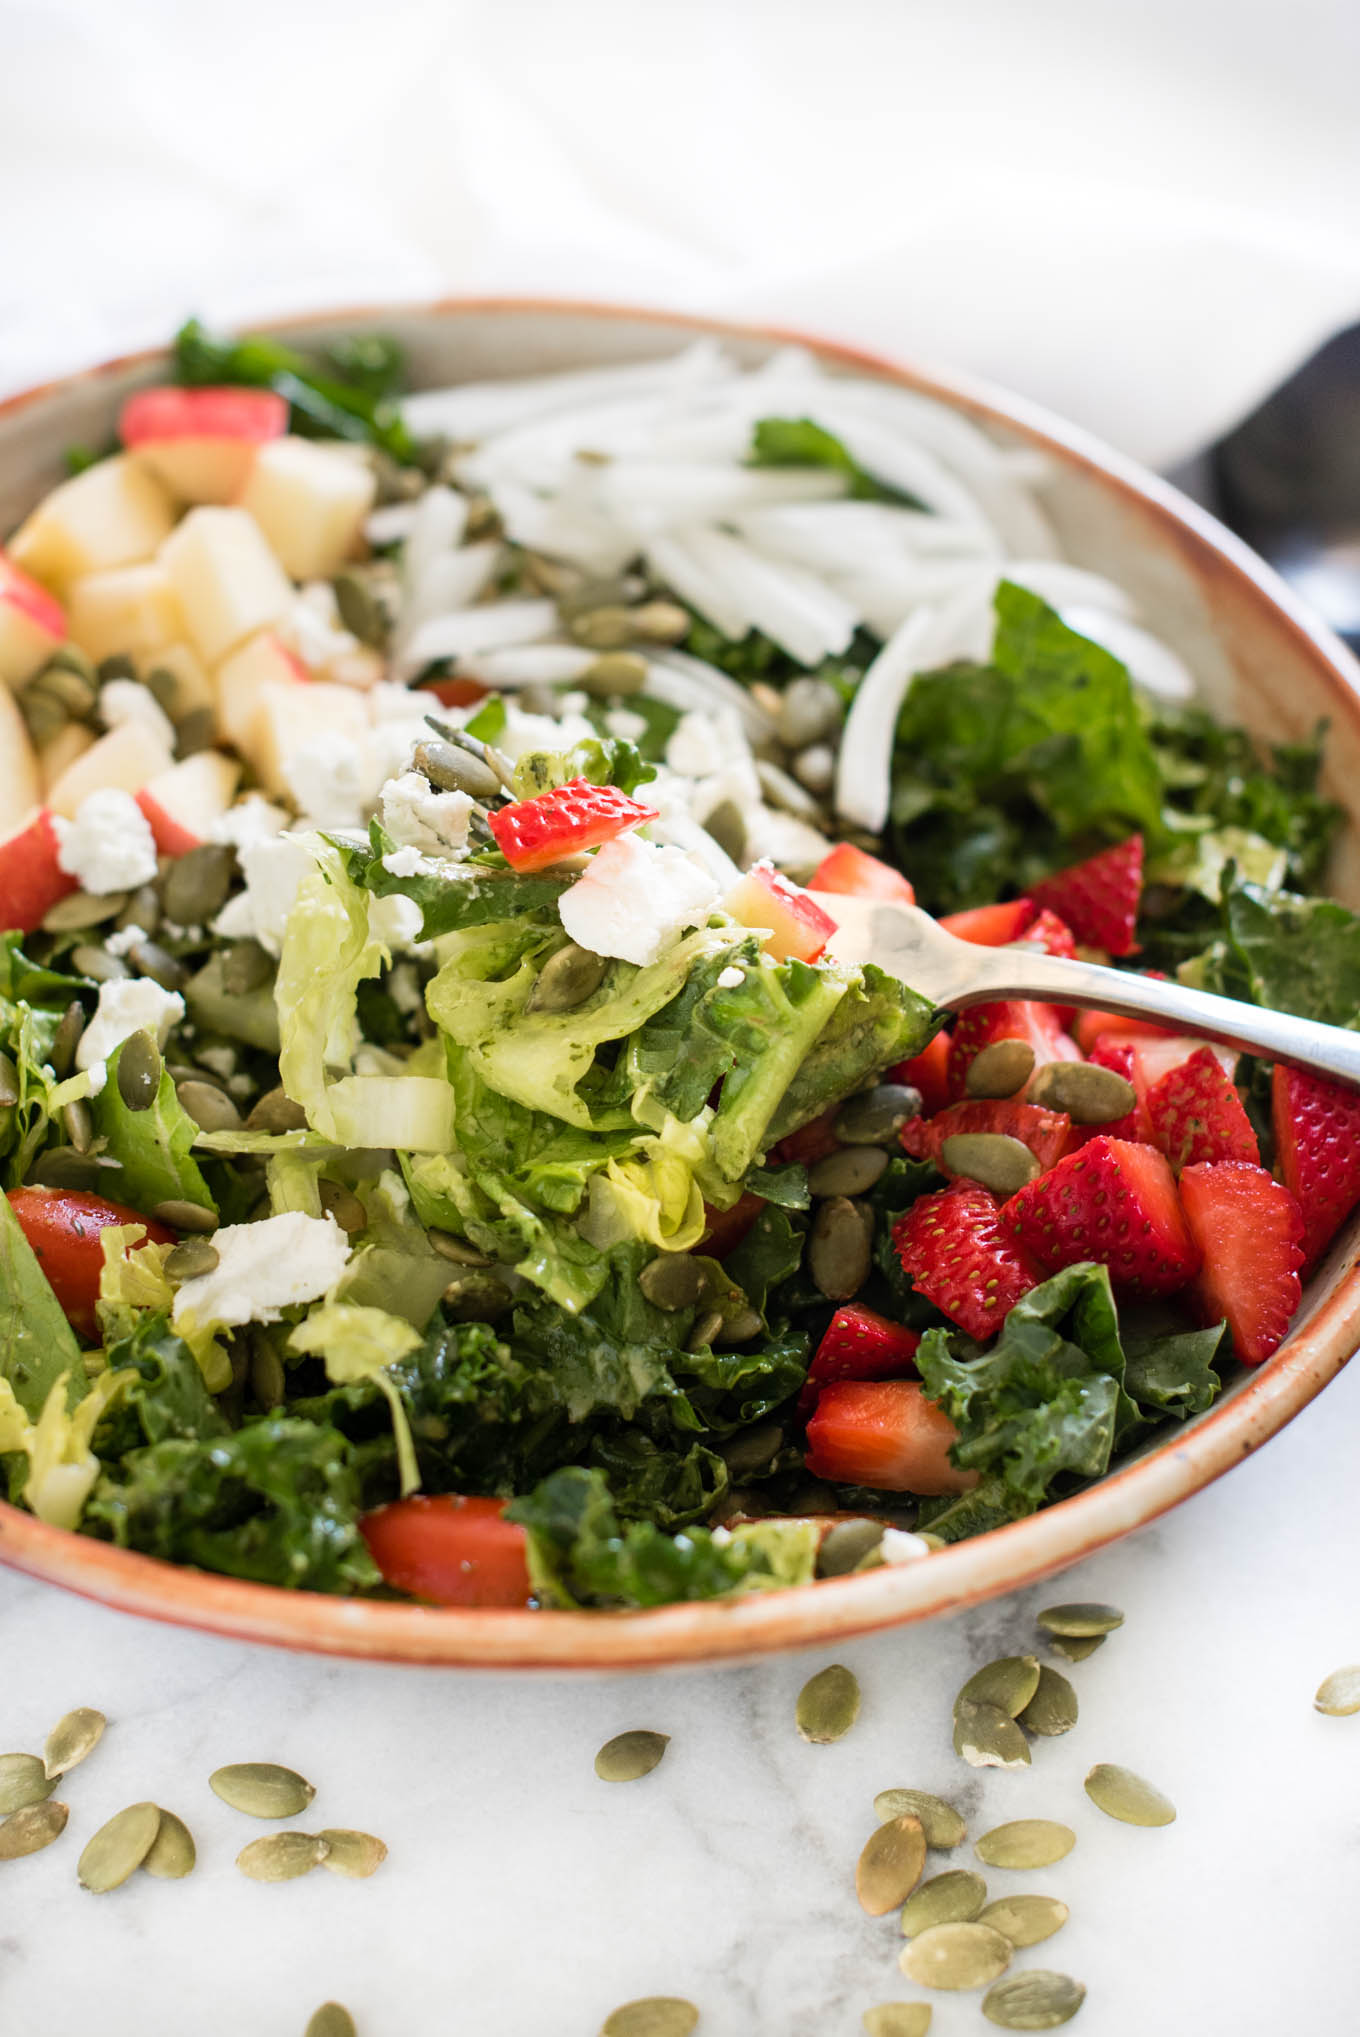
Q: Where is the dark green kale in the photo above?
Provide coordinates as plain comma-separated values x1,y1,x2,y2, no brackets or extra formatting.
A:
172,319,417,464
506,1464,763,1607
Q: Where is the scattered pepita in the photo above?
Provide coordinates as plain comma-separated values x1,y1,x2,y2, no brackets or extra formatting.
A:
42,1707,106,1780
796,1664,861,1744
1018,1667,1078,1738
638,1253,711,1312
595,1731,670,1783
981,1970,1086,2029
974,1821,1075,1871
142,1809,197,1879
175,1078,242,1132
817,1519,886,1577
165,1237,219,1282
305,2006,358,2037
1048,1634,1105,1665
581,651,649,697
0,1798,68,1859
899,1921,1012,1991
599,1997,699,2037
237,1831,330,1881
939,1133,1040,1197
964,1039,1036,1099
49,1000,85,1079
209,1762,316,1820
115,1030,163,1111
1028,1059,1136,1125
1036,1603,1123,1638
0,1752,56,1813
834,1084,922,1147
413,738,501,799
317,1828,388,1878
978,1895,1069,1949
953,1701,1031,1771
1314,1665,1360,1716
862,2007,932,2037
900,1869,987,1936
224,941,276,998
151,1199,219,1233
873,1789,966,1851
160,843,236,926
318,1181,368,1235
806,1146,890,1197
526,942,610,1014
857,1815,927,1916
78,1801,161,1892
1083,1763,1176,1827
808,1196,873,1300
956,1656,1041,1720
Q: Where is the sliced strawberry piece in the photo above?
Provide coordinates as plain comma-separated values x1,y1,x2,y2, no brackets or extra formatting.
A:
1008,1135,1199,1296
487,777,659,873
1094,1030,1237,1101
804,1379,976,1495
1179,1160,1304,1362
1146,1046,1259,1172
1031,834,1143,956
809,841,915,905
798,1303,922,1412
889,1031,952,1118
893,1180,1043,1340
700,1191,766,1259
1271,1063,1360,1266
772,1106,841,1169
903,1098,1072,1176
947,999,1080,1103
940,898,1035,946
1012,907,1077,960
726,860,837,963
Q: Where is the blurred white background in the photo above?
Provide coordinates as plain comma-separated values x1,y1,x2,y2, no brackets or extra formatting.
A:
3,0,1360,462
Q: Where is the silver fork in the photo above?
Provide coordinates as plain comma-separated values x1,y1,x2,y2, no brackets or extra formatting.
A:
812,893,1360,1087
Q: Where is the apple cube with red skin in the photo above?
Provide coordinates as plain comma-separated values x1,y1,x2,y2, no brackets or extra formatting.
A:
214,631,310,756
38,725,94,798
121,386,288,505
0,553,66,688
65,561,184,666
45,719,174,819
239,437,376,581
0,683,42,837
725,860,837,962
136,751,242,857
8,456,174,592
0,810,77,933
160,507,294,666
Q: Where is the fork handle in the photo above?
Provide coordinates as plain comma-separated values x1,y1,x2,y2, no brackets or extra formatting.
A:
962,944,1360,1088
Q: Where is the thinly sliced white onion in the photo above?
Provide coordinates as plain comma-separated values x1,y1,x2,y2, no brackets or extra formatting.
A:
401,486,468,595
493,481,638,577
1059,607,1198,700
394,599,558,680
364,501,423,547
645,533,750,642
403,340,730,443
455,645,596,686
643,652,776,741
734,502,997,576
831,559,991,640
1002,560,1137,618
675,527,858,666
396,541,503,645
591,462,846,522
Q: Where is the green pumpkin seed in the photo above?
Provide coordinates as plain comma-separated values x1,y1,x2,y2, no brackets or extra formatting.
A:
964,1039,1037,1099
940,1133,1040,1196
873,1789,966,1851
900,1869,987,1936
78,1801,161,1891
305,2006,358,2037
317,1828,388,1878
245,1085,307,1133
569,604,638,650
899,1921,1011,1991
953,1701,1030,1771
835,1084,922,1147
580,651,649,697
127,938,188,991
796,1664,861,1744
160,844,237,926
974,1821,1075,1871
715,1304,762,1345
638,1252,710,1311
1048,1634,1105,1664
28,1146,107,1191
442,1271,513,1322
165,1237,219,1281
43,889,127,933
858,1815,928,1916
319,1181,368,1235
982,1971,1085,2029
1028,1060,1136,1125
1018,1667,1078,1738
527,942,611,1014
717,1421,783,1480
0,1798,68,1859
413,738,501,799
175,1078,242,1132
978,1895,1069,1949
1314,1665,1360,1715
702,799,746,865
817,1519,886,1577
250,1334,287,1410
1036,1602,1123,1638
63,1096,93,1153
19,685,68,745
630,600,690,646
223,940,275,997
862,2009,931,2037
49,1000,85,1078
806,1146,889,1197
151,1199,219,1233
334,570,389,648
70,943,129,983
686,1308,724,1352
175,705,216,757
808,1195,873,1300
236,1831,330,1881
595,1731,670,1783
600,1998,698,2037
1083,1763,1176,1827
42,1708,106,1781
957,1656,1041,1719
115,1030,163,1112
210,1762,316,1820
777,677,842,749
143,1809,196,1879
0,1753,55,1813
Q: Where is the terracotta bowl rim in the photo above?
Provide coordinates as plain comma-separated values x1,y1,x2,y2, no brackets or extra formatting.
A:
2,292,1359,1673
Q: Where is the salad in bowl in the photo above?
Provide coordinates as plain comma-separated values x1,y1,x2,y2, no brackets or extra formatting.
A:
0,316,1355,1618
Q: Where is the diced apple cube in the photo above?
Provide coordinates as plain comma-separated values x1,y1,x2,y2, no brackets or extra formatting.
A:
159,507,293,665
725,859,838,963
8,457,174,592
0,553,66,688
239,437,377,582
215,630,310,756
0,683,42,837
252,681,369,795
136,750,241,856
66,562,185,666
144,640,214,718
121,385,288,505
39,724,94,796
46,718,174,819
0,810,78,933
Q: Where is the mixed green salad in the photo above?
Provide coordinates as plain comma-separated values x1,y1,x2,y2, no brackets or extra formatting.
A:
0,321,1355,1612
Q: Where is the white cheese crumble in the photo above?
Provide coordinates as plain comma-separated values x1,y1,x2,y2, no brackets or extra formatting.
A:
381,845,429,878
558,833,721,966
879,1528,933,1566
104,923,147,958
209,794,290,852
605,707,648,743
99,677,176,750
212,833,318,956
716,965,746,989
171,1212,351,1330
378,771,473,856
55,789,159,894
283,730,367,828
75,977,184,1080
276,582,361,672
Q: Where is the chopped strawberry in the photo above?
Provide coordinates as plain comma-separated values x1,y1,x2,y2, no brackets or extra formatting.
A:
893,1180,1043,1340
726,861,837,963
940,898,1035,946
798,1303,922,1412
1074,1038,1155,1145
804,1379,976,1495
1271,1063,1360,1266
889,1031,952,1118
426,676,490,709
809,841,915,905
1008,1135,1200,1295
1012,907,1077,960
1179,1161,1304,1362
947,999,1080,1103
772,1106,841,1169
1031,834,1143,956
487,778,659,873
700,1191,766,1259
1146,1046,1259,1172
1093,1030,1236,1102
903,1098,1072,1176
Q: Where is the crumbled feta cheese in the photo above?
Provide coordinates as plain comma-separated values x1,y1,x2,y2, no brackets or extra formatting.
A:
104,923,147,958
99,677,176,750
665,708,746,781
369,892,427,954
195,1044,237,1080
368,682,444,724
496,701,595,762
559,833,721,966
388,962,424,1015
716,965,746,989
55,789,158,894
879,1528,933,1566
283,731,367,828
381,845,429,878
745,806,833,876
75,977,184,1077
605,708,648,743
210,794,290,852
212,833,318,956
378,770,473,856
171,1212,351,1330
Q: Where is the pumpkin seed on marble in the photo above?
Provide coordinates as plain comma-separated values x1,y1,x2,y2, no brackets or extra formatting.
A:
817,1519,886,1577
975,1822,1075,1871
595,1731,670,1782
1314,1665,1360,1715
1028,1059,1136,1125
526,942,609,1014
862,2007,932,2037
78,1801,161,1891
236,1831,330,1881
978,1895,1069,1949
317,1829,388,1878
899,1921,1011,1991
1036,1603,1123,1638
834,1084,922,1147
42,1707,106,1780
940,1133,1040,1197
1083,1764,1176,1827
210,1762,316,1819
600,1998,699,2037
957,1656,1041,1719
982,1971,1086,2029
964,1039,1036,1100
857,1815,928,1916
0,1798,68,1859
152,1199,218,1233
142,1810,196,1880
806,1145,890,1198
0,1753,55,1814
873,1789,967,1851
808,1196,873,1299
305,2006,358,2037
900,1869,987,1936
796,1664,861,1744
1048,1634,1105,1665
953,1701,1031,1771
1018,1667,1078,1738
115,1030,162,1111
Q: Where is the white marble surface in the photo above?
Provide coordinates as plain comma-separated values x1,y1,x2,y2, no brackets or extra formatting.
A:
1,1354,1357,2037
